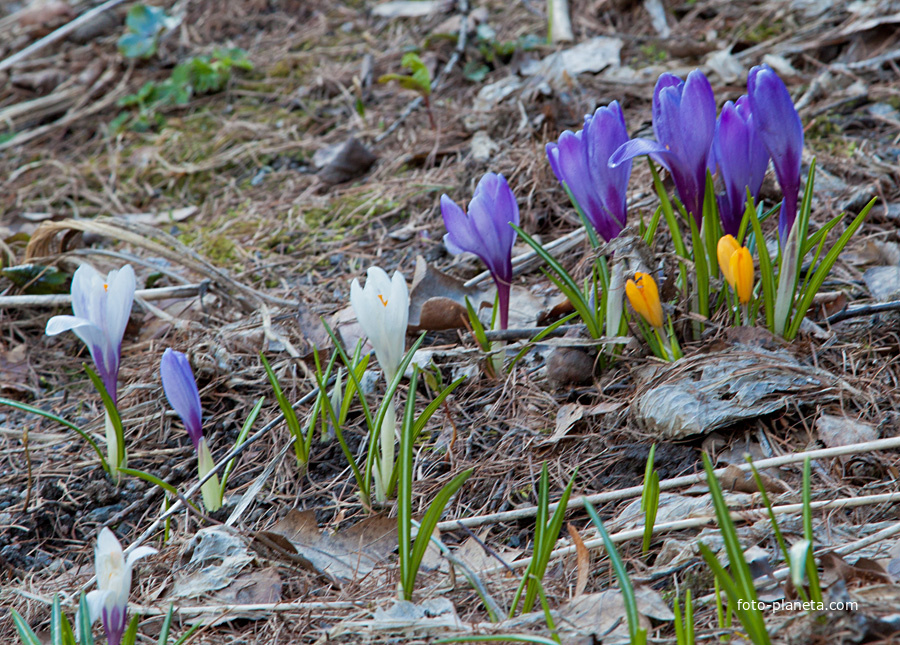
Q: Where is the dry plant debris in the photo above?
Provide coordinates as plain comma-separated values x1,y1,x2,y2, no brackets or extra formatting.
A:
1,0,900,644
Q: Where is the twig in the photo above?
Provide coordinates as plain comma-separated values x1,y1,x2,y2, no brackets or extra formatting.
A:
482,325,580,341
0,0,129,72
0,282,210,309
480,490,900,576
826,299,900,324
437,435,900,532
374,0,469,144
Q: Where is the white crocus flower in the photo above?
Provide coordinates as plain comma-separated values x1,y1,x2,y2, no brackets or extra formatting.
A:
46,264,136,404
46,264,135,475
86,528,156,645
350,267,409,503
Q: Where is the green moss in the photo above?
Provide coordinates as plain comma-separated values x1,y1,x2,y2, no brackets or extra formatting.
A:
744,20,784,44
806,115,857,157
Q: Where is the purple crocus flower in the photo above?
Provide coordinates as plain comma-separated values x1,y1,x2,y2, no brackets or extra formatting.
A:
546,102,633,242
710,96,770,235
160,348,203,450
45,264,135,404
160,348,222,511
610,69,716,223
748,64,804,240
441,172,520,329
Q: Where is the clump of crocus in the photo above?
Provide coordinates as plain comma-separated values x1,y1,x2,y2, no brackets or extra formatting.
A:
160,348,222,512
748,64,803,241
46,264,136,474
350,266,409,503
441,172,519,330
86,527,156,645
718,235,755,324
546,102,633,243
709,96,770,236
625,271,681,361
610,69,716,223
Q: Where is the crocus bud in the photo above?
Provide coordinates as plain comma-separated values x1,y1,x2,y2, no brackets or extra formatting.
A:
729,247,754,305
717,234,741,284
748,64,803,240
610,69,716,223
625,272,664,329
718,235,754,305
160,348,221,511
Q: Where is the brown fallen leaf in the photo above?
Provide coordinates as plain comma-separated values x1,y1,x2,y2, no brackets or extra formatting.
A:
315,137,377,185
821,552,893,588
256,509,396,584
718,463,789,495
408,256,481,331
567,523,590,597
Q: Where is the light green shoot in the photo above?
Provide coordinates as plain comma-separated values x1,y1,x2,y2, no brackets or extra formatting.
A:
509,464,578,617
698,453,771,645
641,444,660,554
583,499,647,645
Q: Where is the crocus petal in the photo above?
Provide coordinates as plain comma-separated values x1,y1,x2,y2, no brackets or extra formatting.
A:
730,247,754,305
85,589,109,624
748,64,803,240
679,70,717,180
46,263,136,404
350,267,409,380
717,235,740,284
125,546,158,569
609,138,670,169
441,195,480,256
105,265,136,355
160,348,203,449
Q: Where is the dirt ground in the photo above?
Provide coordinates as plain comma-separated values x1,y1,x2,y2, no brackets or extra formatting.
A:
2,0,900,643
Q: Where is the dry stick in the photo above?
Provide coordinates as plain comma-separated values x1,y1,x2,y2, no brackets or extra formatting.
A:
482,325,581,341
437,435,900,532
0,0,129,71
373,0,469,144
826,300,900,324
480,490,900,576
0,282,209,308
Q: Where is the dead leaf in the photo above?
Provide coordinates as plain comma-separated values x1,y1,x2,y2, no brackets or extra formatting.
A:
408,256,478,331
863,265,900,301
544,403,584,444
0,344,34,397
315,137,377,185
822,552,892,587
632,344,853,439
718,464,788,495
330,598,464,638
453,536,522,575
257,509,396,584
817,413,879,448
520,37,623,89
567,523,590,597
11,69,66,94
174,526,254,599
